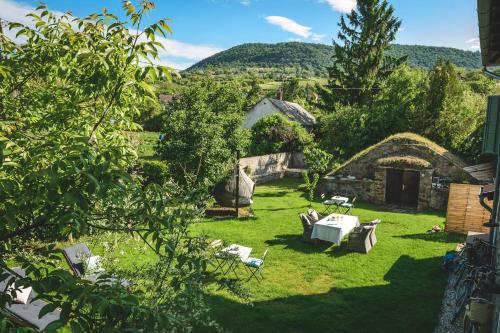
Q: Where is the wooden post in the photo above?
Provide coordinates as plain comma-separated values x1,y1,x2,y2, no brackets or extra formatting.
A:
235,150,240,218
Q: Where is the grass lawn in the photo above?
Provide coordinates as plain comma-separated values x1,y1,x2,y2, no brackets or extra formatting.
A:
190,178,462,333
125,131,159,159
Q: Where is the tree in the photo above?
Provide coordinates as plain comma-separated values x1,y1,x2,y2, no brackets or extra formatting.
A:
0,3,224,332
156,79,248,193
302,171,320,208
325,0,406,107
249,114,313,156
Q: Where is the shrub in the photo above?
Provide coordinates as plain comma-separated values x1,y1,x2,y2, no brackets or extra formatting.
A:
140,160,170,185
303,147,333,175
250,114,313,156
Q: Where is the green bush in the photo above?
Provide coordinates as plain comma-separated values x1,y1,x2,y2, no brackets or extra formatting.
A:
303,147,332,175
250,114,313,155
140,160,170,185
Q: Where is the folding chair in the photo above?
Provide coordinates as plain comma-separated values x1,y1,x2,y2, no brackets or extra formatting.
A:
321,194,339,214
210,240,228,272
339,197,356,215
243,249,268,282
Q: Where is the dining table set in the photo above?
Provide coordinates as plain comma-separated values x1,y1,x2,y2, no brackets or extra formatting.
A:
311,213,360,245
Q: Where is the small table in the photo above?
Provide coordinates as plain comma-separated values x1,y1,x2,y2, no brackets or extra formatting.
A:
217,244,252,278
323,196,349,213
311,213,360,245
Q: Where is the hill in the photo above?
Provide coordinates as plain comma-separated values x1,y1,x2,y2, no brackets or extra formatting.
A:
186,42,482,76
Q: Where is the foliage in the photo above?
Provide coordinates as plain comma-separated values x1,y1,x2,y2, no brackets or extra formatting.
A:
301,171,320,208
282,77,302,102
135,99,165,131
185,42,482,79
0,3,221,332
249,114,313,156
156,79,248,193
303,147,332,175
139,160,170,185
325,0,406,107
243,75,265,112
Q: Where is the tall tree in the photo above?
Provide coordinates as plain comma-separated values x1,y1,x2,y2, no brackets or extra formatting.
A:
326,0,406,107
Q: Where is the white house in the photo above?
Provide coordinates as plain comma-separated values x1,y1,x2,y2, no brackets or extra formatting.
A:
243,97,317,129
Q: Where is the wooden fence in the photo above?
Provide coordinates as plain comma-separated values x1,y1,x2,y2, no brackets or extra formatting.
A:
445,183,491,234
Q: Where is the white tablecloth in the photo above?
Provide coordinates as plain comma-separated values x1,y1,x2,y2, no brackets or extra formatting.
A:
311,214,360,245
324,196,349,205
220,244,252,261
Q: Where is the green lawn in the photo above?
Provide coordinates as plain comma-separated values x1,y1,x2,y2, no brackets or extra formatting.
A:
56,178,460,332
190,178,462,333
125,131,159,159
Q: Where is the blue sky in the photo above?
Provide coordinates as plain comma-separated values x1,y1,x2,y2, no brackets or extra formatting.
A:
0,0,480,69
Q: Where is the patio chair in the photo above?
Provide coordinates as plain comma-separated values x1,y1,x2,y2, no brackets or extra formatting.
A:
299,213,316,244
62,244,129,286
210,239,228,272
339,197,356,215
0,268,61,331
243,249,268,282
307,209,325,223
321,194,339,214
347,226,373,254
361,219,381,247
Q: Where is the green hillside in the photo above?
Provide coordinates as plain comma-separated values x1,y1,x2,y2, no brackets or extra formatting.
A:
186,42,482,76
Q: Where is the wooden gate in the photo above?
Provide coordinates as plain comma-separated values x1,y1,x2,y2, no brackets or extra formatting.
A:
445,184,491,234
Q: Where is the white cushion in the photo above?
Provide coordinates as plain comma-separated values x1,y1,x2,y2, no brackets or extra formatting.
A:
85,255,104,273
8,283,32,305
309,210,319,221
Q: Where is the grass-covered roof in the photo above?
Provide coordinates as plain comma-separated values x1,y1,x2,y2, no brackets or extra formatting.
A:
329,132,467,175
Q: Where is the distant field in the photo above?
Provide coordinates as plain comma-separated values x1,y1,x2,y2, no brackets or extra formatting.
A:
260,78,328,91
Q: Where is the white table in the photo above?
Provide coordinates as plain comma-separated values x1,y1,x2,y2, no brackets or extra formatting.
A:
311,213,360,245
221,244,252,261
324,196,349,205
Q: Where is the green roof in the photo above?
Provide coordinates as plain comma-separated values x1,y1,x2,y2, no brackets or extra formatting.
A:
328,132,467,175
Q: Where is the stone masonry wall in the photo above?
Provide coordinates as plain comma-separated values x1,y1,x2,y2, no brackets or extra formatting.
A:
240,152,306,184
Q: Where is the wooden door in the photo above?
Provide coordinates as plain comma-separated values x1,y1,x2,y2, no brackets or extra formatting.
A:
401,171,420,207
386,169,403,205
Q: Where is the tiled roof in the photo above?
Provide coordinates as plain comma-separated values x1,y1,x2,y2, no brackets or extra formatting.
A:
268,98,316,126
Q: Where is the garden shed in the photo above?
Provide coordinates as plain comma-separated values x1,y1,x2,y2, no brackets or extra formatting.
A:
322,133,480,211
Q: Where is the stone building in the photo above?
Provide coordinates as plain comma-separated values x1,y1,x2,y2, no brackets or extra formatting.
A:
321,133,481,211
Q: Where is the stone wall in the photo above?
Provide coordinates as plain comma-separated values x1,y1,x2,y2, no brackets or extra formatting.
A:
322,167,450,211
240,152,306,184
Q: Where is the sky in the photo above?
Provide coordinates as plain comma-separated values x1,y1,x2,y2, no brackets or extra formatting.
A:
0,0,481,70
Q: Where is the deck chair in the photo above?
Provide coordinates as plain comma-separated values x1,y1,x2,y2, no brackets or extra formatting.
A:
243,249,268,282
62,244,129,286
0,268,61,331
339,197,356,215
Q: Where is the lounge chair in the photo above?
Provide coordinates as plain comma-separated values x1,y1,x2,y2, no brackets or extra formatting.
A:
0,268,61,331
62,244,128,286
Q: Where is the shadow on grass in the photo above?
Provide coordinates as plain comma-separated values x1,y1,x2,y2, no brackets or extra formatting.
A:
395,232,464,243
198,255,448,333
253,191,290,198
265,234,332,253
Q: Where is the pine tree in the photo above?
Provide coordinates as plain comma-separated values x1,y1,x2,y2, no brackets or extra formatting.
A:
326,0,406,107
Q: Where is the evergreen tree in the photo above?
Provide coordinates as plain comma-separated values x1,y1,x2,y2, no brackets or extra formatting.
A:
326,0,406,107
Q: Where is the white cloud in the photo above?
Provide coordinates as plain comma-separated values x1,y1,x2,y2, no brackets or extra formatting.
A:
311,33,325,42
465,37,480,51
321,0,357,13
240,0,251,5
265,16,312,38
0,0,223,69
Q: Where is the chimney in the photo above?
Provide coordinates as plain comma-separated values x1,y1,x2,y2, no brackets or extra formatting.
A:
276,88,283,101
